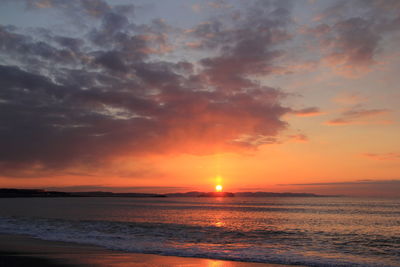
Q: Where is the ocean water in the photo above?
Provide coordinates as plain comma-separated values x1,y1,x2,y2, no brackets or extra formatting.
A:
0,197,399,266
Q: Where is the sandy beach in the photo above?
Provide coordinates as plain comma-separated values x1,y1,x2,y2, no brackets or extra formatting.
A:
0,234,295,267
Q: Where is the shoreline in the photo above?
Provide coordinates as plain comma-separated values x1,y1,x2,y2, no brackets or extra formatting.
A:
0,234,296,267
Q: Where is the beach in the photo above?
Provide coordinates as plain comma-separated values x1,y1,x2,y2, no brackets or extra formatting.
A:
0,234,292,267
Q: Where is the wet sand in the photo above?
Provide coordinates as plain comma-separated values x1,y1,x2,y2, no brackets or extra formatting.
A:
0,234,296,267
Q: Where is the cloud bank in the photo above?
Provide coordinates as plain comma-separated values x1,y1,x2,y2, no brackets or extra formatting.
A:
0,0,296,176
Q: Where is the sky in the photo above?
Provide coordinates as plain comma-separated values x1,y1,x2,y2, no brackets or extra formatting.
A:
0,0,399,197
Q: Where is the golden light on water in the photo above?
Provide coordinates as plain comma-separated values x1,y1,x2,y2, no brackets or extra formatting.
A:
215,184,223,192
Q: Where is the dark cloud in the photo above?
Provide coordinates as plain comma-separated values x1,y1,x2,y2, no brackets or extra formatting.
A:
307,0,400,75
54,36,84,51
94,50,128,73
189,1,292,91
101,12,129,33
89,12,130,47
0,26,85,69
0,0,308,177
183,1,291,100
326,17,380,66
22,0,112,18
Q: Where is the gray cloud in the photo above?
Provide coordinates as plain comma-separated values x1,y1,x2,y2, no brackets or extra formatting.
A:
307,0,400,74
190,1,293,91
0,1,300,177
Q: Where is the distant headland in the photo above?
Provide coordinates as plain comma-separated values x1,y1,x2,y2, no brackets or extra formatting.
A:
0,188,341,198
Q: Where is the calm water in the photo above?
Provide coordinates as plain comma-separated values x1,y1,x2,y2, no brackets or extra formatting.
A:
0,197,399,266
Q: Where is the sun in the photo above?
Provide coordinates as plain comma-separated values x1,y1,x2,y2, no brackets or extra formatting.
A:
215,184,223,192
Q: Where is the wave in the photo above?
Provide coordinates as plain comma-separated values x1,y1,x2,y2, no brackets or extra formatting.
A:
0,216,398,267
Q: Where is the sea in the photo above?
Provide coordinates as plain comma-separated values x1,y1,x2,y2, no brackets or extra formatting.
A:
0,197,399,266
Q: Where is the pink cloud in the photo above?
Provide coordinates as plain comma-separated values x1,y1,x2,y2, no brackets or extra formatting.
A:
325,108,391,126
287,134,308,143
292,107,323,117
362,153,400,161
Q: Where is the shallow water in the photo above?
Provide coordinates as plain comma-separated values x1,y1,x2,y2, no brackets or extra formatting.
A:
0,197,399,266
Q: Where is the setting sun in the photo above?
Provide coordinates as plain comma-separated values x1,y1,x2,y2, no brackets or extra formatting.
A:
215,185,223,192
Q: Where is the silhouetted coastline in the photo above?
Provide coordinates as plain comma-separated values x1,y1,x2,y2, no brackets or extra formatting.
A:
0,188,340,198
0,189,166,198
